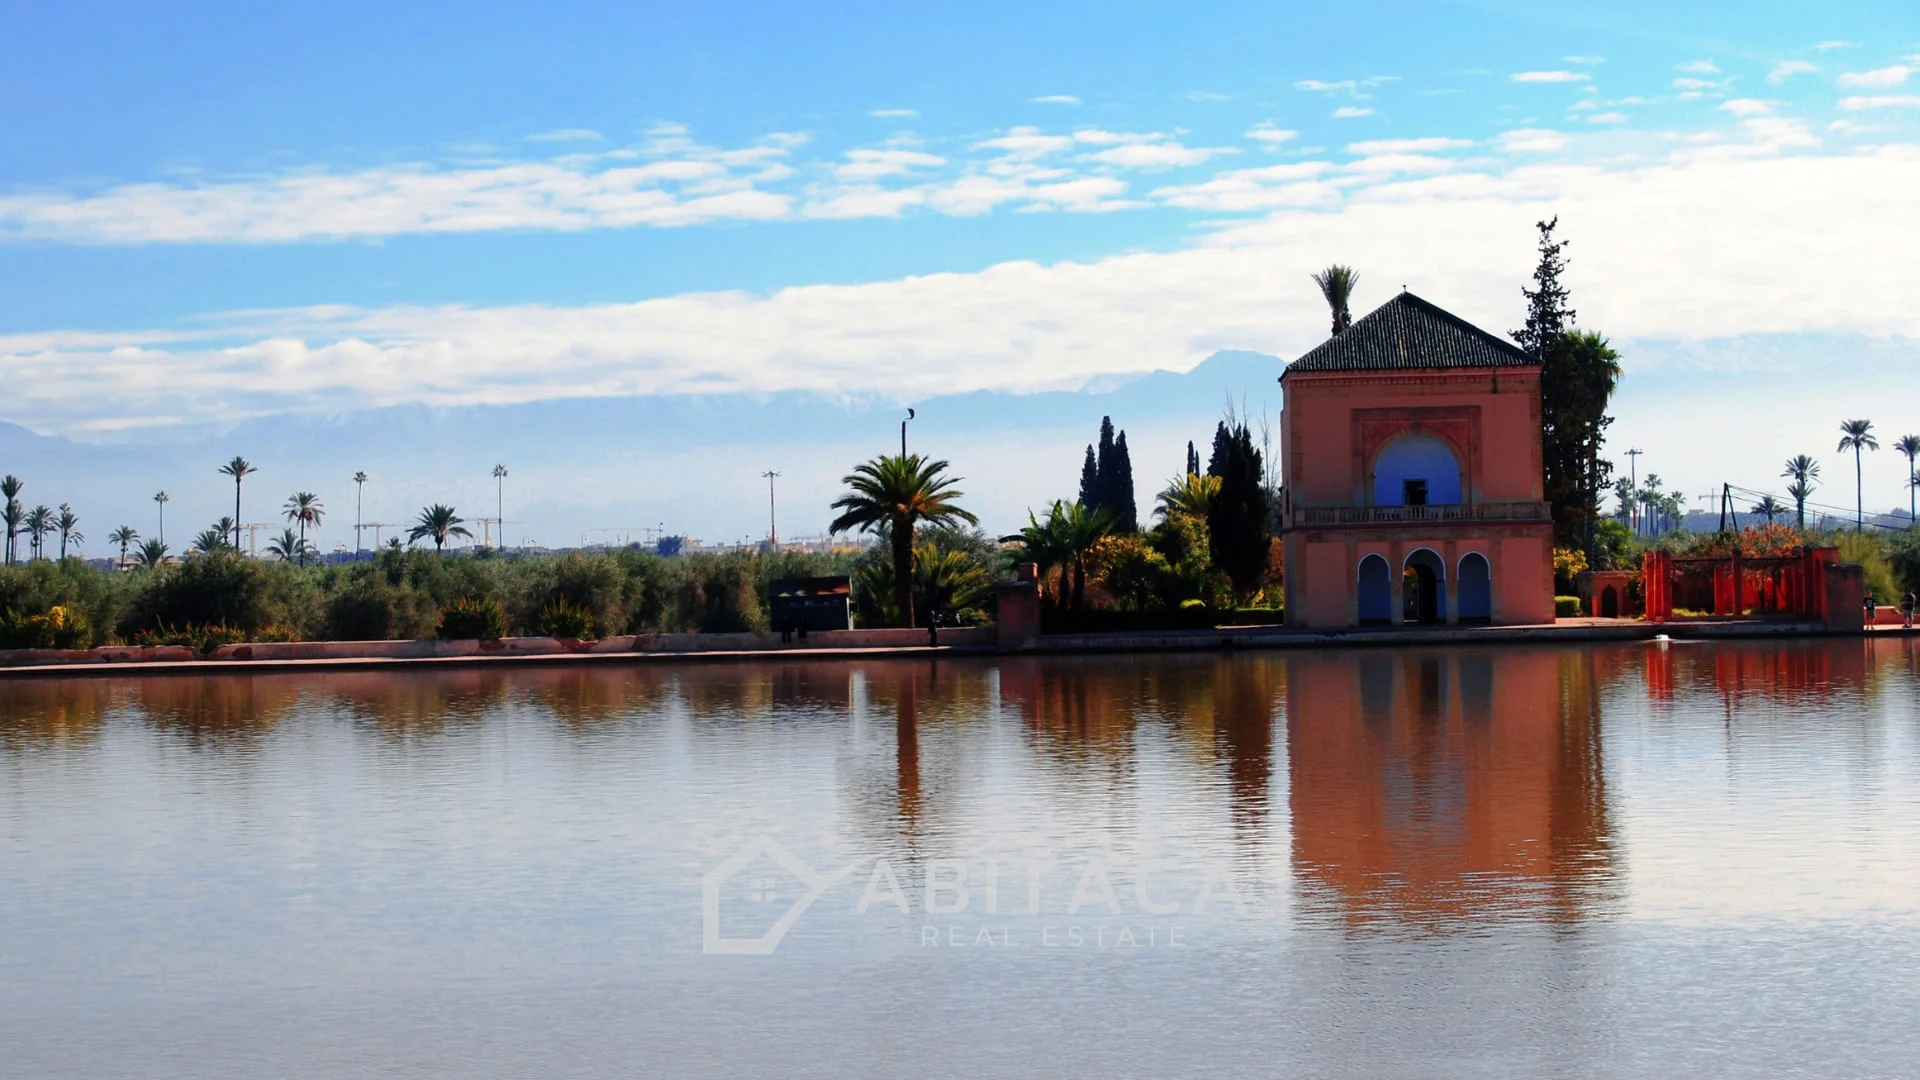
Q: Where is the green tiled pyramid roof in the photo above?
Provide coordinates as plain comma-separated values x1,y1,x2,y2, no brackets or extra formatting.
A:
1283,292,1535,376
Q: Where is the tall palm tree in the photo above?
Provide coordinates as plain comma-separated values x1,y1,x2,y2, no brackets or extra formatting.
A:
153,490,169,546
1782,455,1820,528
25,505,53,560
282,492,325,566
1311,265,1359,335
108,525,140,568
1016,500,1114,609
1,475,24,565
1896,435,1920,525
352,471,367,553
492,464,509,550
195,518,237,554
1155,472,1221,521
219,456,256,548
55,504,81,559
1639,474,1664,536
828,454,978,628
408,504,472,551
1750,495,1786,525
1836,420,1879,531
134,537,169,568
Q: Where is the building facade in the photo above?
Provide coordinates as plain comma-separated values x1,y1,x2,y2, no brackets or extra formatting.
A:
1280,293,1555,627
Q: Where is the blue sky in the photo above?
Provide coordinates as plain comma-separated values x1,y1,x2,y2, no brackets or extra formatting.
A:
4,1,1920,543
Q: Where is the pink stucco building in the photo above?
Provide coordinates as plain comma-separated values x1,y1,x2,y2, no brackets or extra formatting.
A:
1279,293,1555,627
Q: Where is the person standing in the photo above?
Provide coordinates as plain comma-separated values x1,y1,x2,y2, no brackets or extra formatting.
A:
1903,590,1915,630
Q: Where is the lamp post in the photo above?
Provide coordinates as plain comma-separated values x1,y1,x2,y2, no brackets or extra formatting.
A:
901,407,915,458
762,470,781,545
1624,448,1642,534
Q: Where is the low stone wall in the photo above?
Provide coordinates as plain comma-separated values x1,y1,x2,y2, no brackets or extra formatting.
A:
0,626,998,668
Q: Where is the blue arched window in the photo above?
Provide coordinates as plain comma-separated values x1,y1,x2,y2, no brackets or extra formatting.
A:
1373,434,1462,506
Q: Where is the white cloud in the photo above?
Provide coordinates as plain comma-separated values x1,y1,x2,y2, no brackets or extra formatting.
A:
1294,79,1359,93
832,148,946,181
1245,122,1297,145
1497,128,1571,153
1345,137,1472,155
1839,95,1920,111
1828,119,1879,135
1767,60,1820,85
1719,99,1775,118
1071,129,1162,145
1586,112,1630,124
869,108,919,118
1086,142,1226,169
14,147,1920,436
974,126,1074,156
1837,66,1912,89
1676,59,1721,74
1031,95,1081,105
1814,41,1858,52
1563,56,1605,65
1183,91,1230,102
525,128,604,143
1511,71,1589,83
1331,107,1376,119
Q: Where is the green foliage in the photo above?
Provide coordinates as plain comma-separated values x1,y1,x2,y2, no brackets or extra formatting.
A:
1889,530,1920,595
676,552,765,633
829,453,979,628
1593,516,1640,572
437,596,508,640
1078,417,1138,533
1205,415,1270,604
1555,596,1585,617
324,569,434,641
130,622,250,655
122,551,272,638
539,597,596,640
1829,531,1900,605
0,605,91,649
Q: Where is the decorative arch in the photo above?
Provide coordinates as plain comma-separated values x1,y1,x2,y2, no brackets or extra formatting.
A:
1457,551,1492,622
1403,548,1448,624
1372,433,1462,506
1358,554,1393,624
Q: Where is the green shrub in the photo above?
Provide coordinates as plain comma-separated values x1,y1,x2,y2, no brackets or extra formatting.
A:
0,604,92,649
123,552,273,638
130,622,249,655
1555,595,1585,617
438,596,508,640
325,571,433,641
539,597,596,640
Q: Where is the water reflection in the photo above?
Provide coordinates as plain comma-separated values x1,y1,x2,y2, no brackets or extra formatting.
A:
1286,647,1616,927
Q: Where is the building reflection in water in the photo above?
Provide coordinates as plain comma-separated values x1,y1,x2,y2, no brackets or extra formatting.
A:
1285,647,1617,928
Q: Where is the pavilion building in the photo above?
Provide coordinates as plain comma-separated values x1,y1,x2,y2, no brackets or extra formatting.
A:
1279,292,1555,627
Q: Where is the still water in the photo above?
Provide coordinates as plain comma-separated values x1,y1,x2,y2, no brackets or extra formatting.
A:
2,640,1918,1078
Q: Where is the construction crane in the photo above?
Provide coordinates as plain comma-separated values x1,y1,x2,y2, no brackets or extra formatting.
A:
360,523,404,549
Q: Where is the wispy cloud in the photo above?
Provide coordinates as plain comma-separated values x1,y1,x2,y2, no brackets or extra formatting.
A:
869,108,919,118
1718,99,1774,118
1031,95,1080,105
1345,137,1472,154
1498,128,1571,153
1183,91,1231,102
1586,112,1629,124
525,128,605,143
1295,79,1360,93
833,148,946,181
1673,77,1723,91
1563,56,1605,65
1767,60,1819,85
1813,41,1858,52
1331,106,1376,119
1511,71,1589,84
1087,142,1229,169
1245,122,1298,145
1837,66,1912,89
1676,59,1721,74
1839,95,1920,110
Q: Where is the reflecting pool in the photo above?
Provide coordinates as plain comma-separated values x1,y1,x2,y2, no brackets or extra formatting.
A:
3,639,1918,1078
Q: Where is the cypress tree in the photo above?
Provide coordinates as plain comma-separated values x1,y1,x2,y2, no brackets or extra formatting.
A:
1186,441,1200,477
1207,418,1270,604
1078,444,1099,508
1111,431,1138,532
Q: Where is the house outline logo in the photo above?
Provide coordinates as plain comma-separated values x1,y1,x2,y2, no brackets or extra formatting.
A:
702,836,855,955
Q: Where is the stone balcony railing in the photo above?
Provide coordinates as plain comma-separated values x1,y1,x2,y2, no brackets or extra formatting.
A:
1287,501,1551,528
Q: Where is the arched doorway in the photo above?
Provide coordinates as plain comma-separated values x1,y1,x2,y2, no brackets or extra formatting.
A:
1372,434,1463,506
1457,552,1491,622
1358,554,1392,624
1403,549,1447,624
1600,585,1620,618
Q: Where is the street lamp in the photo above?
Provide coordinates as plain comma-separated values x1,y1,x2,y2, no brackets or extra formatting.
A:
901,407,915,458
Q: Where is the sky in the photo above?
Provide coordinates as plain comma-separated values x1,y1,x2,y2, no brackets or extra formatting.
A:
4,1,1920,546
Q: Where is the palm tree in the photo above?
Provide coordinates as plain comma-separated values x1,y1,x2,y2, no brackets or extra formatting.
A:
219,456,256,548
914,545,994,623
1896,435,1920,525
134,537,169,568
1311,265,1359,335
108,525,140,568
282,492,325,566
1,475,23,565
492,464,508,550
25,505,53,560
194,520,235,554
1155,472,1221,521
1836,420,1879,531
1750,494,1786,525
55,504,82,559
154,490,169,546
265,528,311,563
1782,455,1821,528
408,504,472,552
1639,474,1664,536
352,471,367,553
1017,500,1113,609
828,454,979,628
